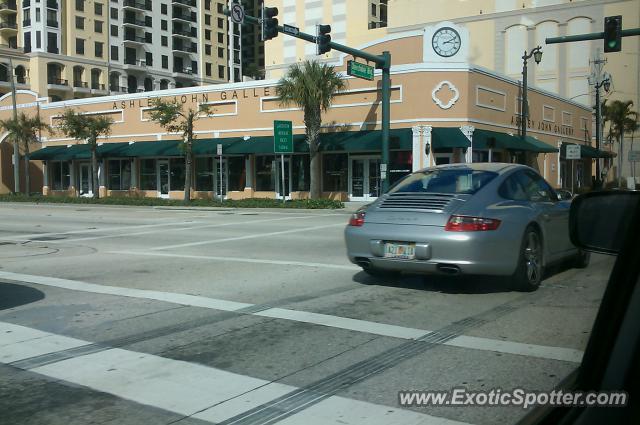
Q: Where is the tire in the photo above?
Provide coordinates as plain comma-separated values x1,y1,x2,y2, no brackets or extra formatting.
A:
512,226,544,292
573,249,591,269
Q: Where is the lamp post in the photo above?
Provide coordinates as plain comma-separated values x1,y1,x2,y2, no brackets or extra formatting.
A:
520,47,543,141
594,74,611,188
0,58,19,193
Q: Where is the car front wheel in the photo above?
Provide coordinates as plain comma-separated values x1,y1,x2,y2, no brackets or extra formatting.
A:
512,226,544,292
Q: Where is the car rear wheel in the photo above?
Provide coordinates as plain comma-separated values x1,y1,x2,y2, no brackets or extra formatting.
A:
512,226,544,292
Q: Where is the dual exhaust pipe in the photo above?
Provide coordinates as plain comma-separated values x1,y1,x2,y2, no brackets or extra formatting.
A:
355,258,461,275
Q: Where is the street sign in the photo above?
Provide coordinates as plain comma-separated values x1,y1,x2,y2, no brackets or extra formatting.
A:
566,144,581,160
230,3,245,24
629,150,640,162
347,60,375,81
217,144,223,155
283,24,299,36
274,120,293,153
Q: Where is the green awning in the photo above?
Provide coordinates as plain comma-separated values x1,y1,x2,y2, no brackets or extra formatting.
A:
123,139,183,157
318,128,412,152
29,145,69,160
473,129,557,153
560,142,614,159
431,127,471,149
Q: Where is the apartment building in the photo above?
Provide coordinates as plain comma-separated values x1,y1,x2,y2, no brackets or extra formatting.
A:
0,0,265,100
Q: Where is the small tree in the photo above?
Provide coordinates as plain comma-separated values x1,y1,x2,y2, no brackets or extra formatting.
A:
277,60,346,199
57,109,113,198
602,100,638,187
0,112,51,196
148,99,210,202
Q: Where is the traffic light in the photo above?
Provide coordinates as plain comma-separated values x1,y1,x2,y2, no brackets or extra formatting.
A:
604,15,622,53
262,6,278,41
316,24,331,55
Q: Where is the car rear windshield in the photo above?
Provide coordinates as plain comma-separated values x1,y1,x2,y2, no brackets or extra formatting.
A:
389,169,499,194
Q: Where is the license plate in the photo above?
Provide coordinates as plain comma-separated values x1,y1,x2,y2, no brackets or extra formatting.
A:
384,242,416,259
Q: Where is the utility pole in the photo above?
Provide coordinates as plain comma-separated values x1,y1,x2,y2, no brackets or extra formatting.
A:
589,55,609,188
7,58,20,194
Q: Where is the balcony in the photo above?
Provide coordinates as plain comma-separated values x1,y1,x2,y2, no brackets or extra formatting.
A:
172,27,196,39
91,83,107,95
0,76,28,88
172,67,194,78
109,85,128,94
46,19,59,28
47,77,71,90
22,19,30,27
72,80,91,93
46,0,58,9
172,12,196,23
0,21,17,33
123,34,147,45
123,16,151,28
123,58,147,71
123,0,151,12
0,1,17,15
172,0,196,8
172,42,196,55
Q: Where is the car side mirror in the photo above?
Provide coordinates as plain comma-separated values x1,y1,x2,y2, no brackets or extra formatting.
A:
569,191,640,255
557,190,573,201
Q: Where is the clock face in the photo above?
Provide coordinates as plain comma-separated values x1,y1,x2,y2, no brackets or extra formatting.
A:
432,27,461,58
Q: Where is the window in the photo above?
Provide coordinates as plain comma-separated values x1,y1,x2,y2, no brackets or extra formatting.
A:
161,20,167,31
389,169,499,195
36,31,41,48
161,4,167,14
291,156,310,192
205,63,212,76
51,162,71,191
322,154,348,192
75,16,84,29
205,30,211,40
140,159,157,190
76,38,85,55
255,156,275,191
94,20,103,33
161,35,167,47
217,18,224,29
205,45,211,55
94,2,103,15
161,55,168,69
110,24,118,36
218,65,224,79
205,15,211,25
217,32,224,43
75,0,84,12
110,8,117,19
108,160,131,191
36,9,41,22
95,41,103,57
170,159,185,191
371,3,377,17
145,52,153,67
217,47,223,58
195,157,214,191
227,157,246,191
216,3,223,13
111,45,118,60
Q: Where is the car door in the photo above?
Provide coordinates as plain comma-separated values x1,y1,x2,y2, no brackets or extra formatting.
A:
515,170,569,260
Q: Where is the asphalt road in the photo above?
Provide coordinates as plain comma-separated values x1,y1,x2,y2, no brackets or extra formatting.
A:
0,203,614,425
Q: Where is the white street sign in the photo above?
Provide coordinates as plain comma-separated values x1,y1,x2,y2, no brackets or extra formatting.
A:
566,144,581,160
217,144,223,155
230,3,245,24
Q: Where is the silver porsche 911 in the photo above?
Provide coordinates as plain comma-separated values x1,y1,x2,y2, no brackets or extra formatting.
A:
344,163,589,291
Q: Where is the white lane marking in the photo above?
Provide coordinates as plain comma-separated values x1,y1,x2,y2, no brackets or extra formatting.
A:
0,271,584,363
0,323,88,363
110,251,360,271
2,322,460,425
1,221,200,241
51,215,328,243
150,223,346,251
447,335,584,363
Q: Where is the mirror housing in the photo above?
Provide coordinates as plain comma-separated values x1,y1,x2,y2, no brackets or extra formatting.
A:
557,189,573,201
569,191,640,255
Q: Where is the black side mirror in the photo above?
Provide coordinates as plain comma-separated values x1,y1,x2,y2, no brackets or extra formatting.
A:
557,190,573,201
569,191,640,255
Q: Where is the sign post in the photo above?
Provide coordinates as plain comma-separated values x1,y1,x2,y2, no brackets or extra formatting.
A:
274,120,293,203
566,144,581,193
217,143,223,202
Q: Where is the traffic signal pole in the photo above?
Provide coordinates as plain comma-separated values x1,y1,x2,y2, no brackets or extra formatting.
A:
545,28,640,45
226,8,393,193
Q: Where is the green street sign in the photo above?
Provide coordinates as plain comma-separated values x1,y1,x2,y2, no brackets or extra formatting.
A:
347,60,374,81
274,120,293,153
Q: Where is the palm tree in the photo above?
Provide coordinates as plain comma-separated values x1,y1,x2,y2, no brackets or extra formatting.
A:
277,60,346,199
625,111,639,180
0,112,50,196
602,100,638,187
57,109,113,199
148,99,211,202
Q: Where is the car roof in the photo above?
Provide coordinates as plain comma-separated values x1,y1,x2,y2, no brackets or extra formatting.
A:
417,162,526,174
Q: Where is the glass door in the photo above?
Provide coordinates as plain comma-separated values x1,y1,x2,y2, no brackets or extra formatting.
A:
349,156,381,201
275,156,291,199
79,163,92,196
158,160,169,198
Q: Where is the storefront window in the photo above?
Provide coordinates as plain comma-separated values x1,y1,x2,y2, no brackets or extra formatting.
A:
291,155,310,192
140,159,157,190
389,151,412,187
255,155,275,191
108,159,131,190
227,156,246,192
170,158,185,191
50,161,70,190
195,157,214,191
322,153,348,192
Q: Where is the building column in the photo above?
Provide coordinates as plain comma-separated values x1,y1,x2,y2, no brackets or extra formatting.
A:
411,125,423,171
69,160,76,195
245,155,253,189
98,160,107,197
423,125,433,169
461,125,475,163
42,161,49,196
130,158,138,190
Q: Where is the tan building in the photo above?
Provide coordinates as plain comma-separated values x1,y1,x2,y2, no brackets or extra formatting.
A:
0,29,602,199
0,0,265,101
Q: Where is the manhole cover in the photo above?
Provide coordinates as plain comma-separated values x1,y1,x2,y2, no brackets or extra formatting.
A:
0,242,16,246
29,236,67,241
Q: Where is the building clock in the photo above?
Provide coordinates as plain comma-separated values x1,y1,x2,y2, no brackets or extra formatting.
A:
432,27,461,57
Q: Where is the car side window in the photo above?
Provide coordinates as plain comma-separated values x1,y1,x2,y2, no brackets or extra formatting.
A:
498,174,528,201
516,171,553,202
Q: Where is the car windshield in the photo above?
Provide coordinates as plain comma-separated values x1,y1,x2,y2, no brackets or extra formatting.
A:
389,169,498,194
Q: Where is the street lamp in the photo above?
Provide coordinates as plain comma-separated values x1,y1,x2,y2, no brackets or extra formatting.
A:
521,46,543,141
0,58,19,194
593,73,611,188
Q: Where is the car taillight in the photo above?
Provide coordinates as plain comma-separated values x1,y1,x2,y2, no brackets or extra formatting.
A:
349,211,366,227
445,215,501,232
